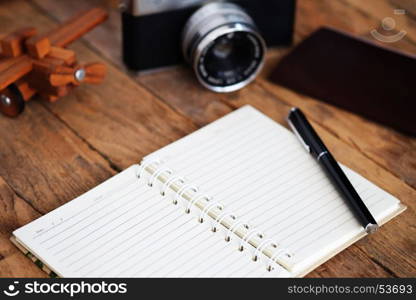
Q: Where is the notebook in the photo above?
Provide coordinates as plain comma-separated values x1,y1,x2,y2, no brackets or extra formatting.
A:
11,105,405,277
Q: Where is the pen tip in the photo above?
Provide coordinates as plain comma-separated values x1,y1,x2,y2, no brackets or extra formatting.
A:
365,223,379,234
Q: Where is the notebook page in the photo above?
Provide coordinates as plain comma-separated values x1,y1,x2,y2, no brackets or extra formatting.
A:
13,165,290,277
145,105,402,275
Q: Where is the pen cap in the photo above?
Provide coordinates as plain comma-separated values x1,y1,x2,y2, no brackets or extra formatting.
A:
288,108,328,158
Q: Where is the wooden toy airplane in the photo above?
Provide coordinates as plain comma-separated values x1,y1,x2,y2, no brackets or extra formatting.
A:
0,8,108,117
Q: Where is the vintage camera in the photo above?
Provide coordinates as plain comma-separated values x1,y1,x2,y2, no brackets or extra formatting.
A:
121,0,296,92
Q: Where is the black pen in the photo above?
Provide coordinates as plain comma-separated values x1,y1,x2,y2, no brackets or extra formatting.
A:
287,107,379,234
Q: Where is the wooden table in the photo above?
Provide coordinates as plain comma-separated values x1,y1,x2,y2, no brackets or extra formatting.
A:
0,0,415,278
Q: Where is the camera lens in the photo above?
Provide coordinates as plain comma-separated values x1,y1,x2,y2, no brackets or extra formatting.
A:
182,2,266,93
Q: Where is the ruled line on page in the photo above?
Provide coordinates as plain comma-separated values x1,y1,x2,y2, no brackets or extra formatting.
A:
40,184,146,247
150,106,400,268
33,178,139,240
13,106,400,277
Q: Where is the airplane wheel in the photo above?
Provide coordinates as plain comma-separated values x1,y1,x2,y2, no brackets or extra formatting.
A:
0,84,25,117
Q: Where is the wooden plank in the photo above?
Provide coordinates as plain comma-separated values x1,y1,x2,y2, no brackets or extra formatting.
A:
46,8,108,48
29,0,233,126
343,0,416,47
0,0,200,277
3,0,411,278
0,100,115,214
29,0,416,188
1,1,198,169
0,176,47,277
258,0,416,188
41,61,197,169
0,172,394,278
47,47,76,66
30,0,123,66
138,67,233,126
209,83,416,277
25,0,416,277
257,76,416,190
137,64,416,192
309,245,397,278
0,9,121,276
293,0,416,53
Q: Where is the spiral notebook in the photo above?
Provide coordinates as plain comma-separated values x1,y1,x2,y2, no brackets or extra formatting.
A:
11,105,405,277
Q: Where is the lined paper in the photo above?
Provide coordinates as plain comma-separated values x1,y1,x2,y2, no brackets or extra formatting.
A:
146,105,401,274
13,165,289,277
13,105,401,277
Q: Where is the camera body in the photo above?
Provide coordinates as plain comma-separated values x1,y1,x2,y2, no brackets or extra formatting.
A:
121,0,297,72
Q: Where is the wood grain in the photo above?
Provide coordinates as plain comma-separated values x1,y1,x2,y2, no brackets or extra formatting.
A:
0,55,32,91
0,27,37,58
0,56,26,73
0,100,116,214
25,35,51,59
217,83,416,277
28,0,416,277
0,0,413,277
4,1,198,169
0,98,117,275
0,177,46,277
257,80,416,189
30,0,233,126
30,0,416,189
46,8,108,48
47,47,76,66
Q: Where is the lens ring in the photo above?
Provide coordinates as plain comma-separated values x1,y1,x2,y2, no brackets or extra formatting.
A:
182,2,266,93
193,24,265,93
182,2,254,62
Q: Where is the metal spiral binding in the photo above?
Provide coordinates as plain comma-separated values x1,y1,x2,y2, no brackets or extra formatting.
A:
138,158,295,273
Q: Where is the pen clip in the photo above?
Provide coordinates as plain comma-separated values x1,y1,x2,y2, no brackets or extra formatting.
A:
287,116,311,153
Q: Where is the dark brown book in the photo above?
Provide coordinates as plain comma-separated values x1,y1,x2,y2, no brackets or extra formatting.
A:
270,27,416,136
